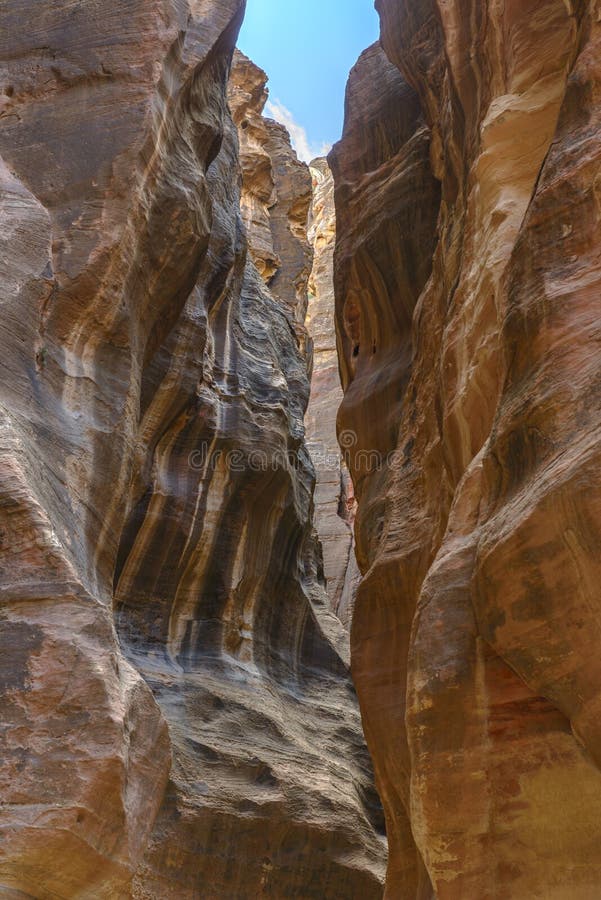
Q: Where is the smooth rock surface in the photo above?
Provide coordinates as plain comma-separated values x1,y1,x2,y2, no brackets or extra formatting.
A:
0,2,385,896
332,2,601,898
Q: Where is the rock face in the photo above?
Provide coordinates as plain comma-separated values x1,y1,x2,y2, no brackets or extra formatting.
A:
228,63,359,626
305,159,359,627
0,2,385,897
331,2,601,898
228,51,313,331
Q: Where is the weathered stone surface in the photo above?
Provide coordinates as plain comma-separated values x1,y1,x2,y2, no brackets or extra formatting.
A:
332,3,601,898
0,2,385,897
229,51,313,329
228,52,279,282
305,158,359,627
330,41,440,897
229,63,359,628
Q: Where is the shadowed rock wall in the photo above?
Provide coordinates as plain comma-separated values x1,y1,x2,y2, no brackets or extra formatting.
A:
229,58,360,630
332,2,601,897
0,2,385,896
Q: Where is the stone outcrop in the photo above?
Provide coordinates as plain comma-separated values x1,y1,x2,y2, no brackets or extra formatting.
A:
228,51,313,331
228,58,359,627
305,158,359,627
0,2,385,896
331,2,601,898
229,61,359,629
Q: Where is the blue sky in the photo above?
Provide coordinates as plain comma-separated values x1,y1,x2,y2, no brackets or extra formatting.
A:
238,0,380,162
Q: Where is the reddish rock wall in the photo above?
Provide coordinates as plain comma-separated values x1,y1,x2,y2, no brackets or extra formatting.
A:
0,3,385,896
332,3,601,897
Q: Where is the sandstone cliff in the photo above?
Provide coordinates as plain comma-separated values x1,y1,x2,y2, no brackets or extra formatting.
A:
228,51,313,332
305,159,360,628
0,2,385,896
332,2,601,898
229,59,359,629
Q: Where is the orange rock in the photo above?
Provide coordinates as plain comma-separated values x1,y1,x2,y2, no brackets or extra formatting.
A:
333,2,601,897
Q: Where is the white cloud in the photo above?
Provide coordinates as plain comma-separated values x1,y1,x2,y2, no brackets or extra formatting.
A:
264,98,332,164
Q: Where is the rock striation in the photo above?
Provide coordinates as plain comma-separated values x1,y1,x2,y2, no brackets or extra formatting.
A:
229,61,359,629
305,158,360,628
332,2,601,898
228,51,313,331
0,2,385,897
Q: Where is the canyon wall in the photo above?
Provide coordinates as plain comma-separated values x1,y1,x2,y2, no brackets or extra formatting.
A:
0,2,385,897
331,1,601,898
229,58,359,627
228,50,313,333
305,159,360,627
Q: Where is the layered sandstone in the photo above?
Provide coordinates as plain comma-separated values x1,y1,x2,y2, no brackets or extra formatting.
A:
332,2,601,898
0,3,385,896
228,51,313,329
305,159,359,627
229,61,359,628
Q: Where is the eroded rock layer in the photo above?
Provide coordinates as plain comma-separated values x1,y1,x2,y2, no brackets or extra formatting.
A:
0,2,385,896
305,159,359,628
332,2,601,898
228,51,313,330
229,64,358,628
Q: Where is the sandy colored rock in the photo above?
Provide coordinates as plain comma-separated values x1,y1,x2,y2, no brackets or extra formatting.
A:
305,158,359,627
0,2,385,897
332,2,601,897
230,60,359,628
229,51,313,330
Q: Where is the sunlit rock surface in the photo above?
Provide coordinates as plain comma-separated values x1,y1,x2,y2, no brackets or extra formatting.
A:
0,2,385,896
305,159,359,628
228,50,313,331
332,2,601,897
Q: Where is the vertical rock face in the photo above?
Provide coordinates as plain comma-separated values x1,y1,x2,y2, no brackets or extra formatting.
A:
229,61,360,628
332,2,601,898
0,3,385,897
305,159,360,627
330,42,441,897
228,51,313,330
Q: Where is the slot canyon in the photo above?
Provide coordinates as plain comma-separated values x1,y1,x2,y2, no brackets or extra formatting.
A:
1,1,600,898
